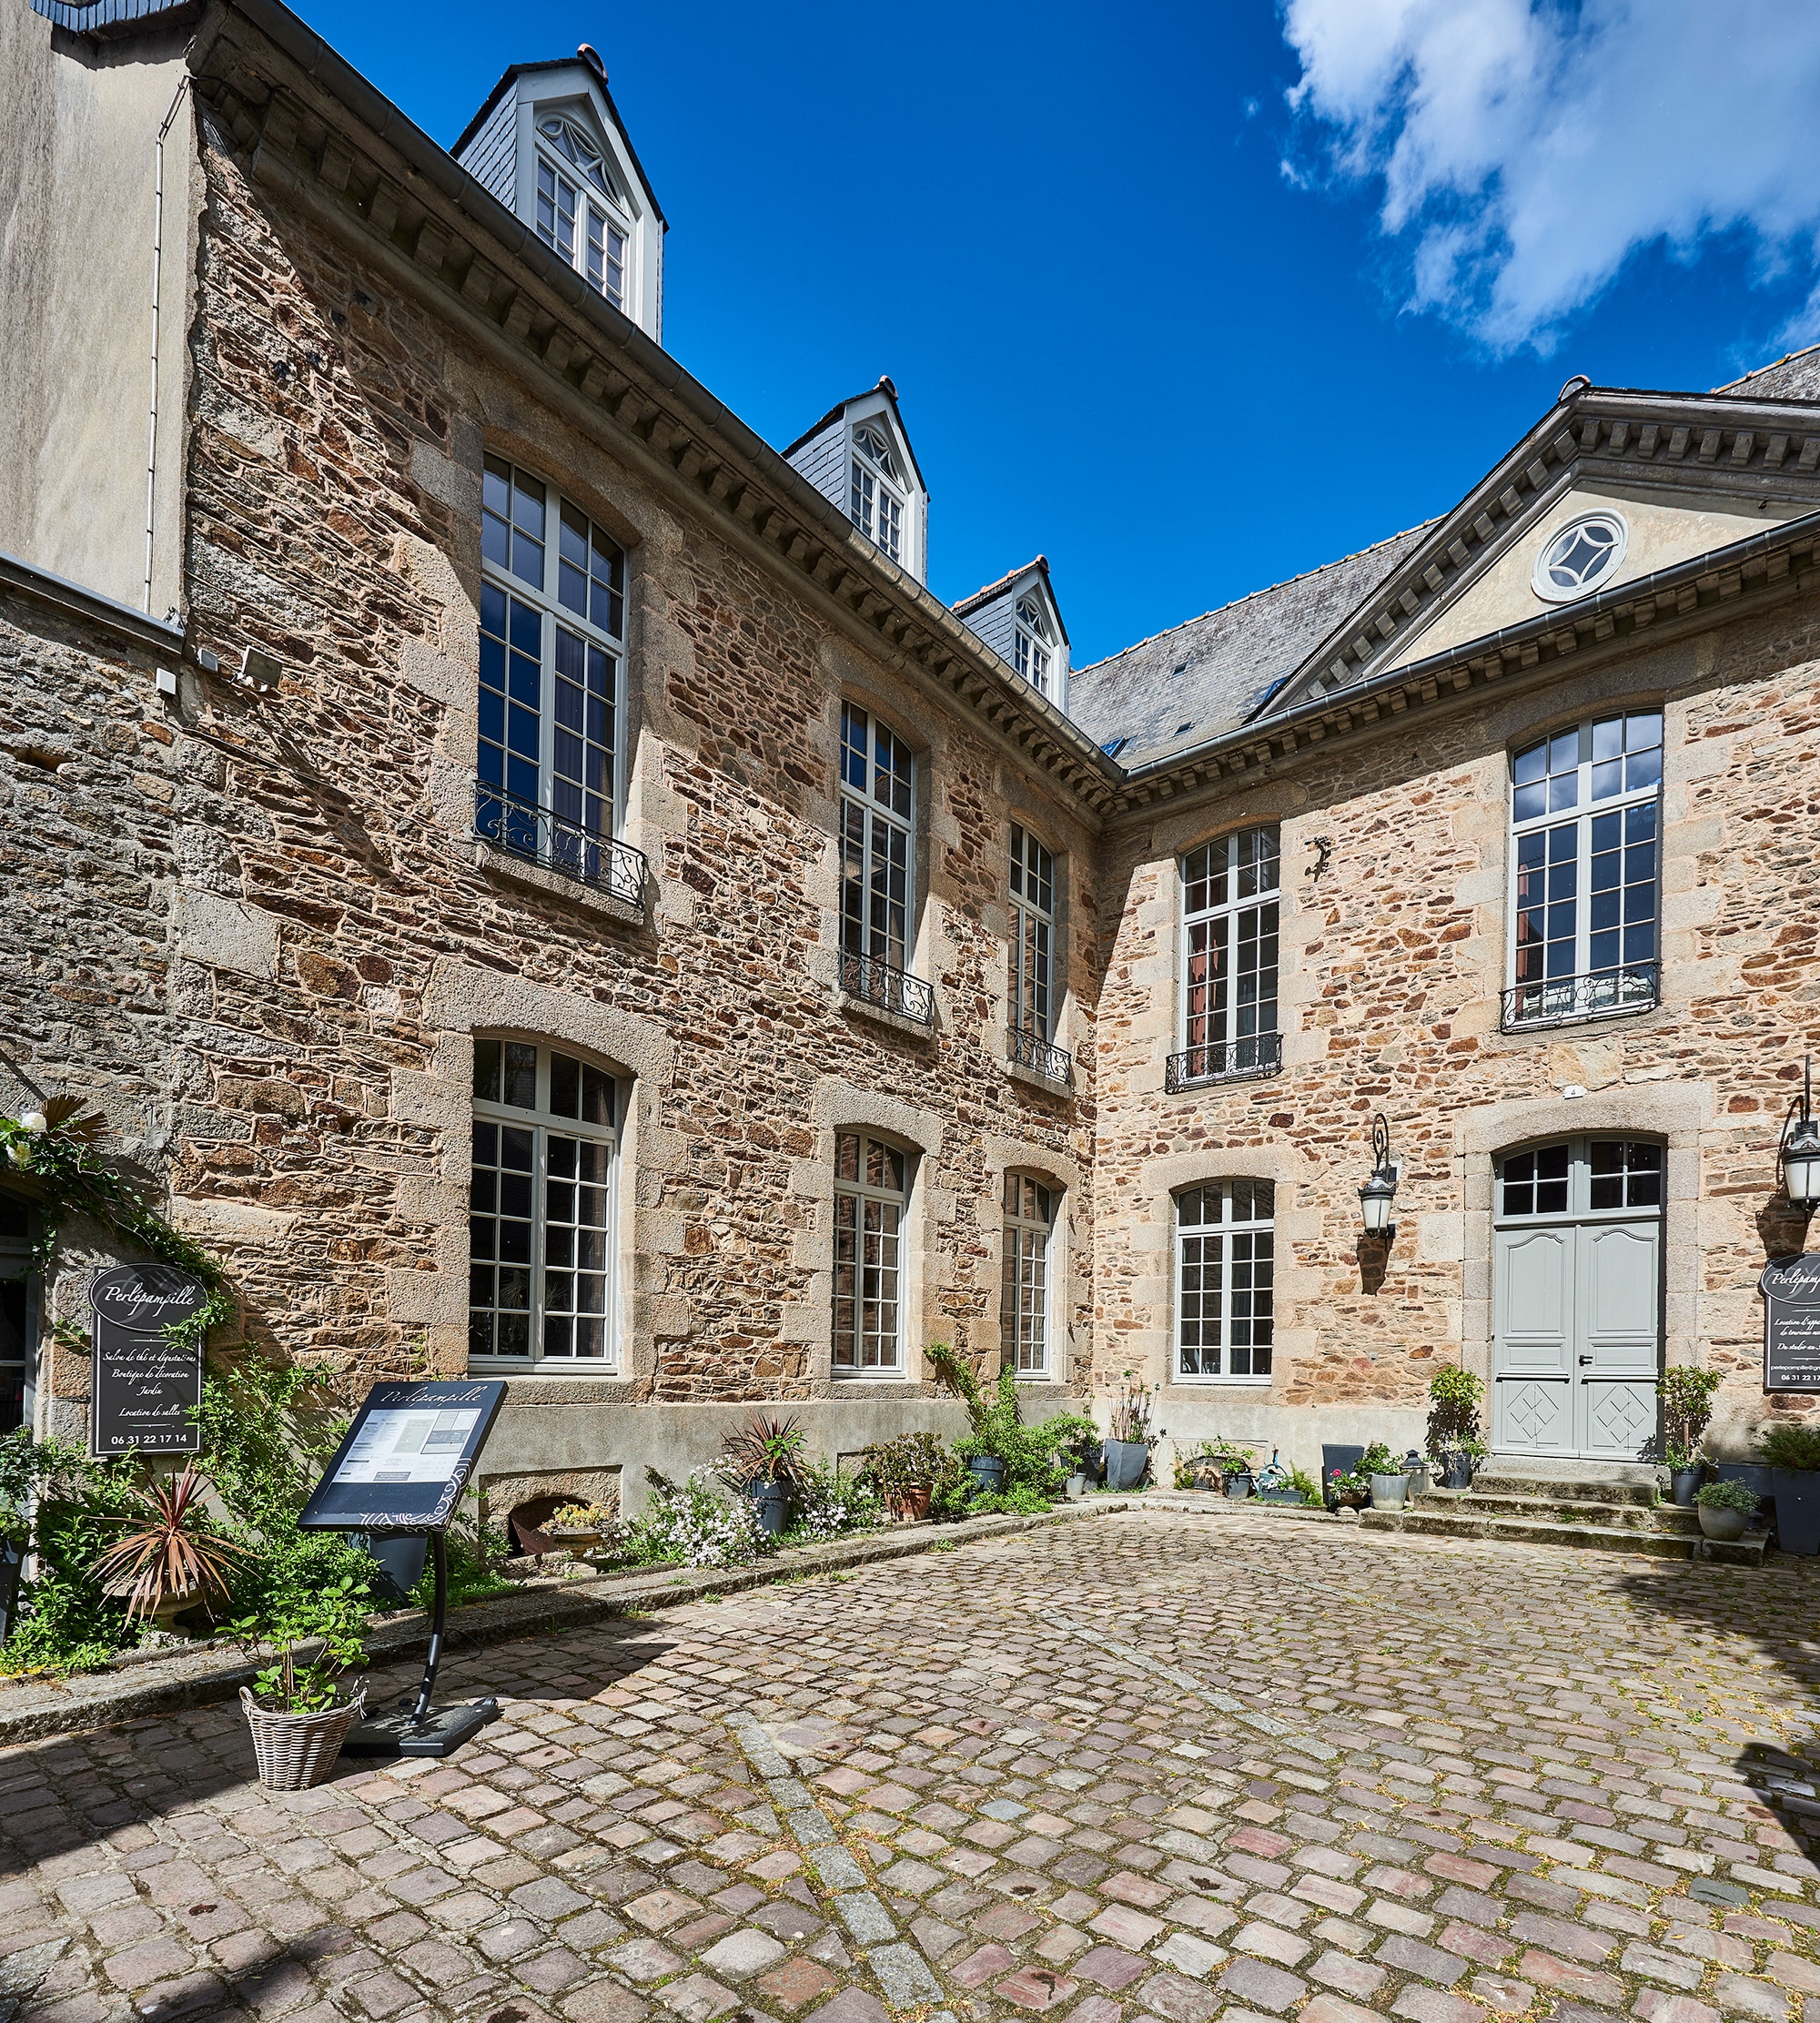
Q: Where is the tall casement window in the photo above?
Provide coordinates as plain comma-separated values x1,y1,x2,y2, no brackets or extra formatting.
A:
1176,1179,1274,1381
849,424,905,563
1001,1173,1055,1377
1507,710,1662,1028
1013,597,1052,695
1172,827,1280,1088
833,1132,907,1373
470,1037,619,1371
1008,826,1055,1040
534,115,632,311
840,703,929,1018
0,1194,33,1436
478,457,637,902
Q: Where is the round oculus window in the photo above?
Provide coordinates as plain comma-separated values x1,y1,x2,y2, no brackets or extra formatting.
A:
1532,511,1628,603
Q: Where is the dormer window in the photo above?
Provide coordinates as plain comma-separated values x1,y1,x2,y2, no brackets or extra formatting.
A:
849,424,905,563
1014,596,1052,695
535,113,630,311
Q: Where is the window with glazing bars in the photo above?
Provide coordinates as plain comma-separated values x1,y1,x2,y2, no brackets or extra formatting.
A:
470,1038,618,1370
849,425,905,562
1510,712,1661,1016
1176,1178,1274,1380
1008,826,1056,1043
1014,596,1051,694
535,116,631,311
479,458,625,873
833,1131,906,1371
1001,1172,1054,1376
1181,828,1279,1070
840,703,915,976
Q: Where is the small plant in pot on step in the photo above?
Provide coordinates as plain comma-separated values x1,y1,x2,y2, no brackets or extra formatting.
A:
717,1412,809,1536
1102,1375,1163,1491
1660,1367,1722,1505
860,1432,951,1520
1425,1366,1486,1490
1693,1478,1759,1544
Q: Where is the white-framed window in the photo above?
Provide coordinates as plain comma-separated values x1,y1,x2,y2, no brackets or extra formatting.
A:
1181,828,1279,1076
834,1131,907,1373
1013,596,1052,695
1001,1172,1055,1377
1176,1179,1274,1381
1532,511,1628,604
535,114,631,311
479,456,626,880
849,423,905,563
1508,711,1662,1027
1009,824,1055,1042
470,1037,620,1371
0,1194,34,1436
840,703,915,976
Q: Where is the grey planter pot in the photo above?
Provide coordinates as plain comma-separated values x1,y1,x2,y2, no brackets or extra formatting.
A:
1435,1452,1474,1490
1772,1469,1820,1554
745,1479,790,1534
1670,1466,1703,1508
1696,1504,1749,1543
968,1455,1007,1495
1223,1472,1253,1501
1370,1473,1410,1510
1103,1440,1148,1491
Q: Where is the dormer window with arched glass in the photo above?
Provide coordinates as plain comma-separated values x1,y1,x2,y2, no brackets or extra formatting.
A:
849,423,905,563
535,113,632,310
1014,596,1052,695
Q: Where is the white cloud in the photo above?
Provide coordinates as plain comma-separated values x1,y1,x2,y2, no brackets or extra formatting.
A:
1280,0,1820,353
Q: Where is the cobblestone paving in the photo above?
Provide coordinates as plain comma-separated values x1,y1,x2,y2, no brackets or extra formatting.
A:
7,1504,1820,2023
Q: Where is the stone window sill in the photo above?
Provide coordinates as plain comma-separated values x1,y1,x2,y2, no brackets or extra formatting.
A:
1007,1058,1073,1099
837,989,937,1043
477,840,647,926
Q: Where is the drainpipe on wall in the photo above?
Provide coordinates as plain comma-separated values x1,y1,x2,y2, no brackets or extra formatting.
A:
143,76,191,616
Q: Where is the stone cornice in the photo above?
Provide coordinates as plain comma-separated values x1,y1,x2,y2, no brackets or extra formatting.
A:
1107,505,1820,820
0,547,187,656
1271,384,1820,718
187,0,1121,823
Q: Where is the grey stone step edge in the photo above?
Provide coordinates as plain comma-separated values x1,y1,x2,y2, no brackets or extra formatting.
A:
0,1496,1141,1751
1361,1505,1768,1565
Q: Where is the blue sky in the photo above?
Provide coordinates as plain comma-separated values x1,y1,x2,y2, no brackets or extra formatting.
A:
293,0,1820,670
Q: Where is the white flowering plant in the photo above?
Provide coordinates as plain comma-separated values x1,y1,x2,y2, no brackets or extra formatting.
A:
783,1461,883,1543
622,1467,769,1570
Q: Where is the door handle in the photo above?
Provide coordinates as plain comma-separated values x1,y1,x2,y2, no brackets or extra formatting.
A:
1578,1355,1593,1366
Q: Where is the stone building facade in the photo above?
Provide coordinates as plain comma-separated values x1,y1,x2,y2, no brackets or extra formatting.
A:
5,0,1820,1522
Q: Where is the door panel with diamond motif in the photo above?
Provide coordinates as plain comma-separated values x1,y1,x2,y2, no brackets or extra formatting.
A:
1492,1138,1662,1462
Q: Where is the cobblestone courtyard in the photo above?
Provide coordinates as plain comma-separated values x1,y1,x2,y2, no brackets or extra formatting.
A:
8,1504,1820,2023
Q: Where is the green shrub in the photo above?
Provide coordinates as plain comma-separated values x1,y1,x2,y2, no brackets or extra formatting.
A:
965,1485,1055,1517
1425,1366,1484,1458
1694,1479,1759,1512
1660,1367,1723,1468
1288,1466,1323,1506
2,1443,147,1674
1758,1422,1820,1472
780,1460,883,1543
925,1346,1097,1500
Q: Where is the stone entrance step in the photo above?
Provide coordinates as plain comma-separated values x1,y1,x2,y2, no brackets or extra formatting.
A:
1363,1485,1767,1566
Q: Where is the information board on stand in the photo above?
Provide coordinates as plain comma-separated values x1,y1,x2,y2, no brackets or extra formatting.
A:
88,1265,209,1456
300,1378,509,1758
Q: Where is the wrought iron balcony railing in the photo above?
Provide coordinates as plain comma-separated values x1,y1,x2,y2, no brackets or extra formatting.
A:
1007,1025,1073,1087
1501,963,1659,1033
1166,1031,1283,1092
475,785,648,910
840,950,935,1026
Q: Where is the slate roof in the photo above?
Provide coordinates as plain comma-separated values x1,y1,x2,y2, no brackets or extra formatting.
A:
954,556,1048,618
781,377,927,491
1067,523,1432,767
451,56,667,226
1714,343,1820,402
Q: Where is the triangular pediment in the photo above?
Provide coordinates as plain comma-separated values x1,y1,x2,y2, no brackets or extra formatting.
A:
1261,384,1820,719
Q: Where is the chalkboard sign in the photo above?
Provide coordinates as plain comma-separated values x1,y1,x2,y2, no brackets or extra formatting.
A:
299,1379,506,1534
1762,1254,1820,1393
89,1265,209,1455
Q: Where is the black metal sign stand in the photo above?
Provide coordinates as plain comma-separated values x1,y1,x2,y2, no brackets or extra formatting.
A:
341,1533,500,1758
298,1379,510,1760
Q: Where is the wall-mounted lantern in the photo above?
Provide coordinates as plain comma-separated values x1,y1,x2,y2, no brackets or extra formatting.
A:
1782,1057,1820,1210
1359,1113,1399,1239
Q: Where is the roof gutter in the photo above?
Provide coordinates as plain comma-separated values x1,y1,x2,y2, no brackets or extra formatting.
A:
0,547,187,653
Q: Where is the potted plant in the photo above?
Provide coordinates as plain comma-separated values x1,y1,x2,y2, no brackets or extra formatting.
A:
1360,1441,1409,1510
231,1574,371,1790
1426,1366,1486,1490
1693,1478,1759,1543
1661,1367,1722,1505
541,1500,621,1560
925,1346,1097,1506
860,1432,945,1520
718,1413,808,1535
1103,1376,1161,1491
90,1462,244,1636
1759,1422,1820,1555
1327,1457,1371,1510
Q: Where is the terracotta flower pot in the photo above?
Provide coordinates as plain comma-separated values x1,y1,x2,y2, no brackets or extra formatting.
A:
887,1483,933,1521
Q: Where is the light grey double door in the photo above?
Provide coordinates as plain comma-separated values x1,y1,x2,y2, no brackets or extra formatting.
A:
1491,1137,1662,1461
